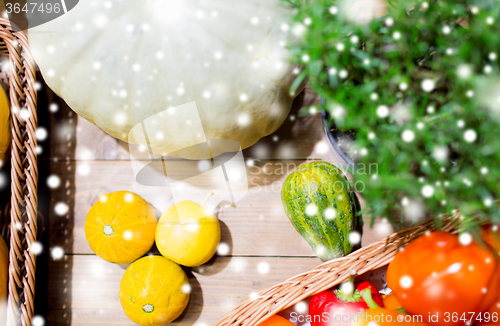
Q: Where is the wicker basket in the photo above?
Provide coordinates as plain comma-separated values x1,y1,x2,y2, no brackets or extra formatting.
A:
215,215,459,326
0,19,38,326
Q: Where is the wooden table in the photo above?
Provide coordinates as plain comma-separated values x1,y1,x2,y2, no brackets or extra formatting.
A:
31,84,393,325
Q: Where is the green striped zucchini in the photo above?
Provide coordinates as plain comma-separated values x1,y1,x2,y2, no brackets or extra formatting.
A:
281,161,361,261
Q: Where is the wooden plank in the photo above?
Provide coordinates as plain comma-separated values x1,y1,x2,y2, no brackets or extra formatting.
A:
41,86,326,161
45,160,393,256
46,255,322,326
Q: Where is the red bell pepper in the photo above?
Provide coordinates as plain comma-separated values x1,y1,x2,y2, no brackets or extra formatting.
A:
309,281,384,326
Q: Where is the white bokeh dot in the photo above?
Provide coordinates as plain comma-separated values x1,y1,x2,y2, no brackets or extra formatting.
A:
123,230,133,240
249,291,258,300
421,185,434,198
421,79,435,92
30,242,43,255
400,276,413,289
324,207,337,220
239,94,249,102
464,129,477,142
349,231,361,245
47,175,60,188
51,246,64,260
49,103,59,113
377,105,389,118
77,163,91,176
182,283,191,294
295,301,308,313
124,193,134,202
54,202,69,216
401,130,415,142
305,204,318,216
257,262,270,274
217,243,230,256
214,51,223,60
186,221,199,232
36,127,48,141
459,233,472,246
457,64,472,78
32,316,45,326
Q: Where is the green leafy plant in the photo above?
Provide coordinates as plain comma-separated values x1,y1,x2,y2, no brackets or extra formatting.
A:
287,0,500,229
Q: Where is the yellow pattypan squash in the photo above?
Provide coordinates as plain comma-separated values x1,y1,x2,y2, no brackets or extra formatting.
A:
156,196,220,267
85,191,157,264
0,235,8,323
0,86,10,169
119,255,189,326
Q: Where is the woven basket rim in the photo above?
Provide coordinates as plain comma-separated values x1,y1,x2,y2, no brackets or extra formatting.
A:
214,215,459,326
0,18,39,326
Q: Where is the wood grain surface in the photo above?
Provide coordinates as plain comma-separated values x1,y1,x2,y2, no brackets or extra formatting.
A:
30,84,393,326
46,256,321,326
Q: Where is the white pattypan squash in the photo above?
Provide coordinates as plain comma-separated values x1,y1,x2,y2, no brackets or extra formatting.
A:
29,0,303,159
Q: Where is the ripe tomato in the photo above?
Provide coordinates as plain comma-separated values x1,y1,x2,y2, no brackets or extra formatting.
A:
387,231,500,326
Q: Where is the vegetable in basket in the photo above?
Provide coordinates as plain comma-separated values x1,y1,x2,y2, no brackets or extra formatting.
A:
477,225,500,324
28,0,305,160
387,231,500,326
258,315,296,326
382,292,403,311
0,86,9,170
353,308,428,326
281,161,362,261
309,281,384,326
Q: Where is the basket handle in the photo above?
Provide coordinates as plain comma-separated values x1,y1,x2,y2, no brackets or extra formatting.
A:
0,18,39,326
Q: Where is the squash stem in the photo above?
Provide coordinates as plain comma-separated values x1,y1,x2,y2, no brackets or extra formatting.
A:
201,190,223,208
346,274,355,299
360,288,381,309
